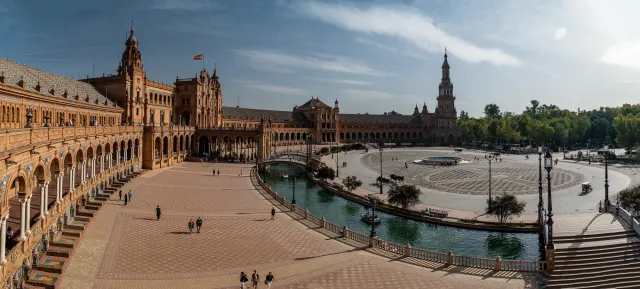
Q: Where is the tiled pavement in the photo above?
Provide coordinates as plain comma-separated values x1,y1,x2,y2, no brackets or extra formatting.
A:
59,162,538,289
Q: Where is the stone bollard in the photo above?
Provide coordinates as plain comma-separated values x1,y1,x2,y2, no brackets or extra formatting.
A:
304,209,309,219
546,248,555,273
342,226,348,238
370,236,378,248
495,256,502,271
446,251,453,266
405,243,412,257
291,204,296,213
321,217,326,228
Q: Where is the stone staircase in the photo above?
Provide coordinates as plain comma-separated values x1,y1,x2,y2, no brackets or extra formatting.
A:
23,171,141,288
546,214,640,289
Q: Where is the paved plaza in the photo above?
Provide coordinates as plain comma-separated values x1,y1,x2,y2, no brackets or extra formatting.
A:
59,162,537,289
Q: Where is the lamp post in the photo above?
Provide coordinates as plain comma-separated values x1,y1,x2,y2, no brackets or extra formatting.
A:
379,147,384,194
336,149,339,178
604,144,610,209
487,153,494,212
544,150,554,249
537,146,543,224
369,195,377,237
291,176,296,205
587,139,591,164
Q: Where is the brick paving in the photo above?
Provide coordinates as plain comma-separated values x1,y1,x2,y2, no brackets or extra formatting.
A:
59,162,537,289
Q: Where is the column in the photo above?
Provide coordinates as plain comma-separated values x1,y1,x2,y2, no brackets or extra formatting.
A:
39,182,46,219
116,150,120,165
55,173,62,204
44,181,49,216
92,158,96,177
0,216,6,264
109,152,113,168
25,196,32,235
81,161,86,183
19,198,26,240
100,155,104,172
70,166,75,189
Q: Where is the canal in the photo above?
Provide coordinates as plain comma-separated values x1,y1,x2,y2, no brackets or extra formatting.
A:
265,163,540,260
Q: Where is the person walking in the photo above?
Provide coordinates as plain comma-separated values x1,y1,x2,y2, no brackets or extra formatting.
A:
240,169,243,177
251,270,260,289
217,169,220,176
127,190,133,202
123,194,128,206
271,207,276,220
156,205,161,221
213,168,216,176
265,272,274,288
240,272,249,289
118,190,122,200
188,219,195,234
196,217,202,233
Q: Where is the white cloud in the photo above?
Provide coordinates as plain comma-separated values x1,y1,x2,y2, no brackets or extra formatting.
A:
341,89,397,100
355,38,428,60
308,77,372,85
246,83,308,95
234,49,386,76
554,28,567,40
601,39,640,69
294,1,520,66
151,0,223,10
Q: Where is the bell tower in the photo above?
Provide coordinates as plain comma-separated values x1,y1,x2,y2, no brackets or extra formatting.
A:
117,22,146,125
436,49,456,118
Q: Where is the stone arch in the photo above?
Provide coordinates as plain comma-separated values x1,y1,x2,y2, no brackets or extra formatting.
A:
127,139,133,160
8,173,28,203
179,135,184,152
49,157,61,177
199,135,209,156
163,136,169,156
87,146,94,161
112,141,119,163
120,140,126,161
134,138,140,158
173,135,178,153
155,137,162,159
448,134,454,144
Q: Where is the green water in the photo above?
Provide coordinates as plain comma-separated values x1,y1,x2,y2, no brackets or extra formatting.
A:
265,163,540,260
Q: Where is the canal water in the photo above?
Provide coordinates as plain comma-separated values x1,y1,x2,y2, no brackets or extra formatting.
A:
266,163,540,260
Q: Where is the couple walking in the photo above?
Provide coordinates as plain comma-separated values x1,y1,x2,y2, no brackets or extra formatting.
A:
240,270,274,289
119,190,133,206
188,217,203,233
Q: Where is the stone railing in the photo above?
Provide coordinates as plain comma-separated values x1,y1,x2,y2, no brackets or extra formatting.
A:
253,168,546,273
1,158,140,285
145,124,195,134
608,204,640,237
0,125,143,154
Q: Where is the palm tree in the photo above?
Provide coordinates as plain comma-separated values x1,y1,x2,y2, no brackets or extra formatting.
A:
387,184,422,209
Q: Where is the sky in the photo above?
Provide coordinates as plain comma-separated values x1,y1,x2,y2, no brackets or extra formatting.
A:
1,0,640,117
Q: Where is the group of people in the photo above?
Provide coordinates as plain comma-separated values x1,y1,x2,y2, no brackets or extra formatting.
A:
118,190,133,205
240,270,275,289
154,205,204,233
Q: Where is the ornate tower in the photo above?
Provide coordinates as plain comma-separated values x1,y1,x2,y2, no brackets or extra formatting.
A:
117,22,146,125
436,50,456,118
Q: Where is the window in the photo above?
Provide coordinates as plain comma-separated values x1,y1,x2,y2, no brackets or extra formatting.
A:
136,108,139,115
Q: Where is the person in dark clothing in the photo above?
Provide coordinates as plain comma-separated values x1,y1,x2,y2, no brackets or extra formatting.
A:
240,272,248,289
271,207,276,220
118,190,122,200
156,205,161,220
196,217,202,233
124,194,128,206
265,272,274,288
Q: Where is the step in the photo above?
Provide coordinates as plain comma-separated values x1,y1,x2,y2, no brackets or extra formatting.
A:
547,273,640,289
555,247,640,263
65,224,84,231
62,229,82,238
26,270,59,289
555,230,636,240
549,262,640,280
86,201,103,207
555,238,640,251
34,256,67,274
94,196,109,201
46,247,72,258
76,211,94,218
554,231,637,243
85,205,101,211
50,237,77,249
74,216,91,223
555,257,640,271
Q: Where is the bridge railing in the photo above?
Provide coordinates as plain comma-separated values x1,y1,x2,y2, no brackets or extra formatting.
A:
608,204,640,237
252,168,545,273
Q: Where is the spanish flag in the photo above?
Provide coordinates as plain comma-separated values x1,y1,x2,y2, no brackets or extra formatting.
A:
193,54,203,60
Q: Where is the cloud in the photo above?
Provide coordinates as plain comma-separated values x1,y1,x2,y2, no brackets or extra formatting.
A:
355,38,428,60
246,83,308,95
151,0,223,10
554,28,567,40
294,1,520,66
308,77,371,85
601,39,640,69
341,89,397,100
234,49,386,76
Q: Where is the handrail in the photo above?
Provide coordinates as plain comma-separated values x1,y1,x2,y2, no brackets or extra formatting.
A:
252,167,545,272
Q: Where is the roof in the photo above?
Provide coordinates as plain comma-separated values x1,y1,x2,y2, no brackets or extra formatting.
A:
340,113,418,124
297,98,331,109
0,57,118,108
223,106,309,122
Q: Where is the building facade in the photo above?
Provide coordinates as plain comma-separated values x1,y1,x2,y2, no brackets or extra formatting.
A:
0,24,458,287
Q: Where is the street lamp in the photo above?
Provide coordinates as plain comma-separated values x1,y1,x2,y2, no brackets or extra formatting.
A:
537,146,544,225
379,147,384,194
544,150,554,249
369,195,377,237
487,153,494,212
291,176,296,205
604,144,610,209
336,149,339,178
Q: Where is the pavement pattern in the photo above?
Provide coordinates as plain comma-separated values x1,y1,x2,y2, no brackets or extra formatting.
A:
58,162,538,289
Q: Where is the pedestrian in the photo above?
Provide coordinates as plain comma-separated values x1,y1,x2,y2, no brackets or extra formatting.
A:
213,168,216,176
217,169,220,176
188,219,195,234
265,272,274,288
124,194,128,206
196,217,202,233
251,270,260,289
156,205,161,221
128,190,132,202
240,272,249,289
118,190,122,200
271,207,276,220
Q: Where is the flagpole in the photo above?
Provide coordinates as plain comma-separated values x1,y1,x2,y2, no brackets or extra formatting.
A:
202,54,205,71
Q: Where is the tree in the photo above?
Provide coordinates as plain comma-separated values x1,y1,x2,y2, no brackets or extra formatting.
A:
387,184,422,209
319,147,329,154
316,166,335,180
486,193,526,225
342,175,362,192
614,114,640,149
617,184,640,213
484,104,501,118
459,110,470,120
